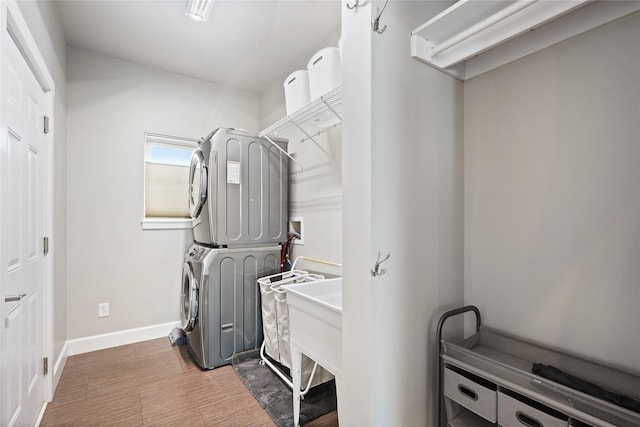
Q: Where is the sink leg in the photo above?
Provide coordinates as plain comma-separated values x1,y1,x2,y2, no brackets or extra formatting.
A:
291,346,302,427
335,377,343,425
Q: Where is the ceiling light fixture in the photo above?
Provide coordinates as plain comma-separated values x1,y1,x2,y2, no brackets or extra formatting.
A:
186,0,215,22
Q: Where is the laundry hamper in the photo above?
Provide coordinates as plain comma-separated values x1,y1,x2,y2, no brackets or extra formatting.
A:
259,270,334,395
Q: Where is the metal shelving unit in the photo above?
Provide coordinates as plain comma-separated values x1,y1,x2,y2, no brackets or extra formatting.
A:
436,306,640,427
259,86,342,170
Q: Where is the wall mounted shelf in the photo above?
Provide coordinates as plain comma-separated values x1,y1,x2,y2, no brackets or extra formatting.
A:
411,0,640,81
260,86,342,170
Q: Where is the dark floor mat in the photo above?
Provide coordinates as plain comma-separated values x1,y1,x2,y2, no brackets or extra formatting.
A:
231,349,337,427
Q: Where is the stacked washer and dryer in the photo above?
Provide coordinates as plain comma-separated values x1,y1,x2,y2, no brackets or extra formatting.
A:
181,128,288,369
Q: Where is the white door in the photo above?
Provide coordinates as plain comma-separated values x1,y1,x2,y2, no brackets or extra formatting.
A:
1,23,47,427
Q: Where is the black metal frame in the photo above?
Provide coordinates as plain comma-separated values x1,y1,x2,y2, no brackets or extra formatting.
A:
436,305,482,427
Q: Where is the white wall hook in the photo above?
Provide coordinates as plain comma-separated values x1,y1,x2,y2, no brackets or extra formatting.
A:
346,0,359,10
371,251,391,276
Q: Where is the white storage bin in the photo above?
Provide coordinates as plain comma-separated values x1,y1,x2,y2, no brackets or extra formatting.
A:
444,366,497,423
307,47,341,101
283,70,310,116
498,391,569,427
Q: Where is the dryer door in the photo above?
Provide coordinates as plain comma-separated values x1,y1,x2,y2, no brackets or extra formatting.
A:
181,262,198,332
188,149,207,219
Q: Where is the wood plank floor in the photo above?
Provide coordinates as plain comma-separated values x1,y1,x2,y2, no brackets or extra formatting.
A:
41,338,338,426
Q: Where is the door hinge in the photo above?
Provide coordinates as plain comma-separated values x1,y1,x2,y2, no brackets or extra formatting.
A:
43,237,49,255
44,116,50,134
43,357,49,375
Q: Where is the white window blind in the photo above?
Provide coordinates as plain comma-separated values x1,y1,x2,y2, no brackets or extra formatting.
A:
144,133,197,219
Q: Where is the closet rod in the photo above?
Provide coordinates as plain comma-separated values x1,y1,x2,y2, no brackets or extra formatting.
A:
432,0,538,56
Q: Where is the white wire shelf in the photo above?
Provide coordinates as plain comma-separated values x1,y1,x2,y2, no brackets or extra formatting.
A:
259,86,342,170
260,85,342,139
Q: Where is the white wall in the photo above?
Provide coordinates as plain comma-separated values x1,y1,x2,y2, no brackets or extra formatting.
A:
465,12,640,372
259,80,287,132
66,48,260,339
287,125,342,274
341,3,373,422
259,33,342,276
342,1,464,425
16,0,68,365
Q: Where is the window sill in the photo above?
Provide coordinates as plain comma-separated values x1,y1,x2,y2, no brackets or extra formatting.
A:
141,218,193,230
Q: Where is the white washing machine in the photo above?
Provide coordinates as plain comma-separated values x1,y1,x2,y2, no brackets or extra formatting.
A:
188,128,289,248
181,243,281,369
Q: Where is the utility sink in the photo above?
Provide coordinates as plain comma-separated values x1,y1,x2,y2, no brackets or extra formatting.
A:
283,277,343,426
282,278,342,371
284,277,342,315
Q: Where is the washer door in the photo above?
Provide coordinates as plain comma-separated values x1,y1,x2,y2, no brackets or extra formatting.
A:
181,262,198,332
188,149,207,219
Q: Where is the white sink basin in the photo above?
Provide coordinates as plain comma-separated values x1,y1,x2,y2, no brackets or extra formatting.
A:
283,277,342,314
283,277,343,426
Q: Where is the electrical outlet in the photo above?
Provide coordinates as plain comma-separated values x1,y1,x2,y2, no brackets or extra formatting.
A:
98,303,109,318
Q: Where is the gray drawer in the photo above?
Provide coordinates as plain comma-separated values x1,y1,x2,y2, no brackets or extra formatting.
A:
444,365,497,423
498,390,568,427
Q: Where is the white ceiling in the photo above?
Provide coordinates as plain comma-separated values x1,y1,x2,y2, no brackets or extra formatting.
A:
54,0,342,94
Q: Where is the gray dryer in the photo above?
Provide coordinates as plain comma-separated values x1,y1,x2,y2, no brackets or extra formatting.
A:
181,243,280,370
188,128,288,248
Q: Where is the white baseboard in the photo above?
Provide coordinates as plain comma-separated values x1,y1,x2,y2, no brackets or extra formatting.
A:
35,401,47,427
52,341,68,392
66,321,182,356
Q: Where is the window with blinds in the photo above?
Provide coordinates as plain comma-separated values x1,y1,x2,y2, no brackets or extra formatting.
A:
144,133,197,218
